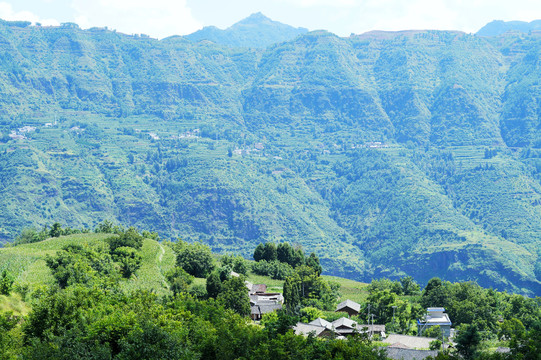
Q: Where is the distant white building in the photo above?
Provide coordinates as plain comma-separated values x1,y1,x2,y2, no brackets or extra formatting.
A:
417,308,452,337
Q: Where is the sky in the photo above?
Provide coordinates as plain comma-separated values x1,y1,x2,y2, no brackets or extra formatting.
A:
0,0,540,39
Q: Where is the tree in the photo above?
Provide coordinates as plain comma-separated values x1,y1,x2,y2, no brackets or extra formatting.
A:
175,240,215,278
277,243,294,265
49,222,63,238
283,273,301,310
455,324,481,360
0,270,14,295
305,252,322,276
112,247,142,278
253,243,265,262
283,265,337,311
107,227,144,252
217,276,250,316
206,271,222,299
165,267,194,295
421,277,449,309
13,228,42,245
95,220,114,233
262,243,277,262
400,276,420,295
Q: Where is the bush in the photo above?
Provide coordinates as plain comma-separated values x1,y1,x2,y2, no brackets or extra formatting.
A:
165,267,194,295
429,339,442,350
175,240,215,278
0,270,14,295
112,246,143,278
107,227,144,251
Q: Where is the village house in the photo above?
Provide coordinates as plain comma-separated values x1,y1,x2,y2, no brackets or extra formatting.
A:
294,317,386,339
417,308,452,337
293,323,338,338
335,299,361,316
247,282,283,320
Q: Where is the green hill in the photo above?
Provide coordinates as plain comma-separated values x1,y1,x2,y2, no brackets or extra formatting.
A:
0,233,368,303
0,19,540,295
0,233,177,295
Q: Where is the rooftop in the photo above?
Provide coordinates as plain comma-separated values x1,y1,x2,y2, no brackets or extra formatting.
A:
336,299,361,312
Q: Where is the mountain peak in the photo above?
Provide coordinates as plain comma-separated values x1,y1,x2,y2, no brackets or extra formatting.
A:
236,12,272,25
185,13,308,48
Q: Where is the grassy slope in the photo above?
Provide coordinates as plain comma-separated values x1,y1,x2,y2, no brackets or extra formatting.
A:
0,233,369,305
0,233,177,296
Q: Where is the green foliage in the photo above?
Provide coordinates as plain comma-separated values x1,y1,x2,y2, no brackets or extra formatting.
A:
217,276,251,316
400,276,421,295
113,247,143,278
299,306,324,322
283,265,339,311
175,240,215,278
94,220,115,234
221,254,249,275
13,228,48,245
164,266,193,296
0,270,14,296
107,227,144,252
305,253,322,276
206,271,222,299
429,339,442,350
421,278,449,309
252,260,294,280
455,324,482,360
423,325,442,338
45,243,119,288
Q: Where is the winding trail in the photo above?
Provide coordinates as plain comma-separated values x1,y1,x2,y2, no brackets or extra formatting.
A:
158,243,165,263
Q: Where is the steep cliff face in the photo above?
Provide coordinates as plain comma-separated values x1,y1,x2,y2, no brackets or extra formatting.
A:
0,20,540,295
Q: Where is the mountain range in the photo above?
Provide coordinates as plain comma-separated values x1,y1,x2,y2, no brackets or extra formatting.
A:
0,15,540,295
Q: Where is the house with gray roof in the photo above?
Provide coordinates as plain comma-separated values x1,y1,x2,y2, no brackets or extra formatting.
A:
293,323,336,338
335,299,361,316
417,308,452,337
309,317,333,329
250,301,282,321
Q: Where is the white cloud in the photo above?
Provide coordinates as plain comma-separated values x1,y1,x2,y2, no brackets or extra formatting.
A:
70,0,202,38
0,1,59,25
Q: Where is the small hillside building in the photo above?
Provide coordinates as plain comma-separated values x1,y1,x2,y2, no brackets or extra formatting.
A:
293,323,337,338
250,301,282,321
335,299,361,316
417,308,452,337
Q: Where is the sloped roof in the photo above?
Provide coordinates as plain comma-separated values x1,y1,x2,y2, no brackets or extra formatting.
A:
293,323,329,337
332,317,357,329
309,318,333,329
336,299,361,312
356,324,386,333
251,303,282,316
251,284,267,293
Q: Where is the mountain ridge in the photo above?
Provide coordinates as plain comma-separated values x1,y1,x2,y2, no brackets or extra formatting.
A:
0,18,539,295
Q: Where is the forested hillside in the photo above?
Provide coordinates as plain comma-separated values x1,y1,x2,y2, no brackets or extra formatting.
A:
0,17,540,295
